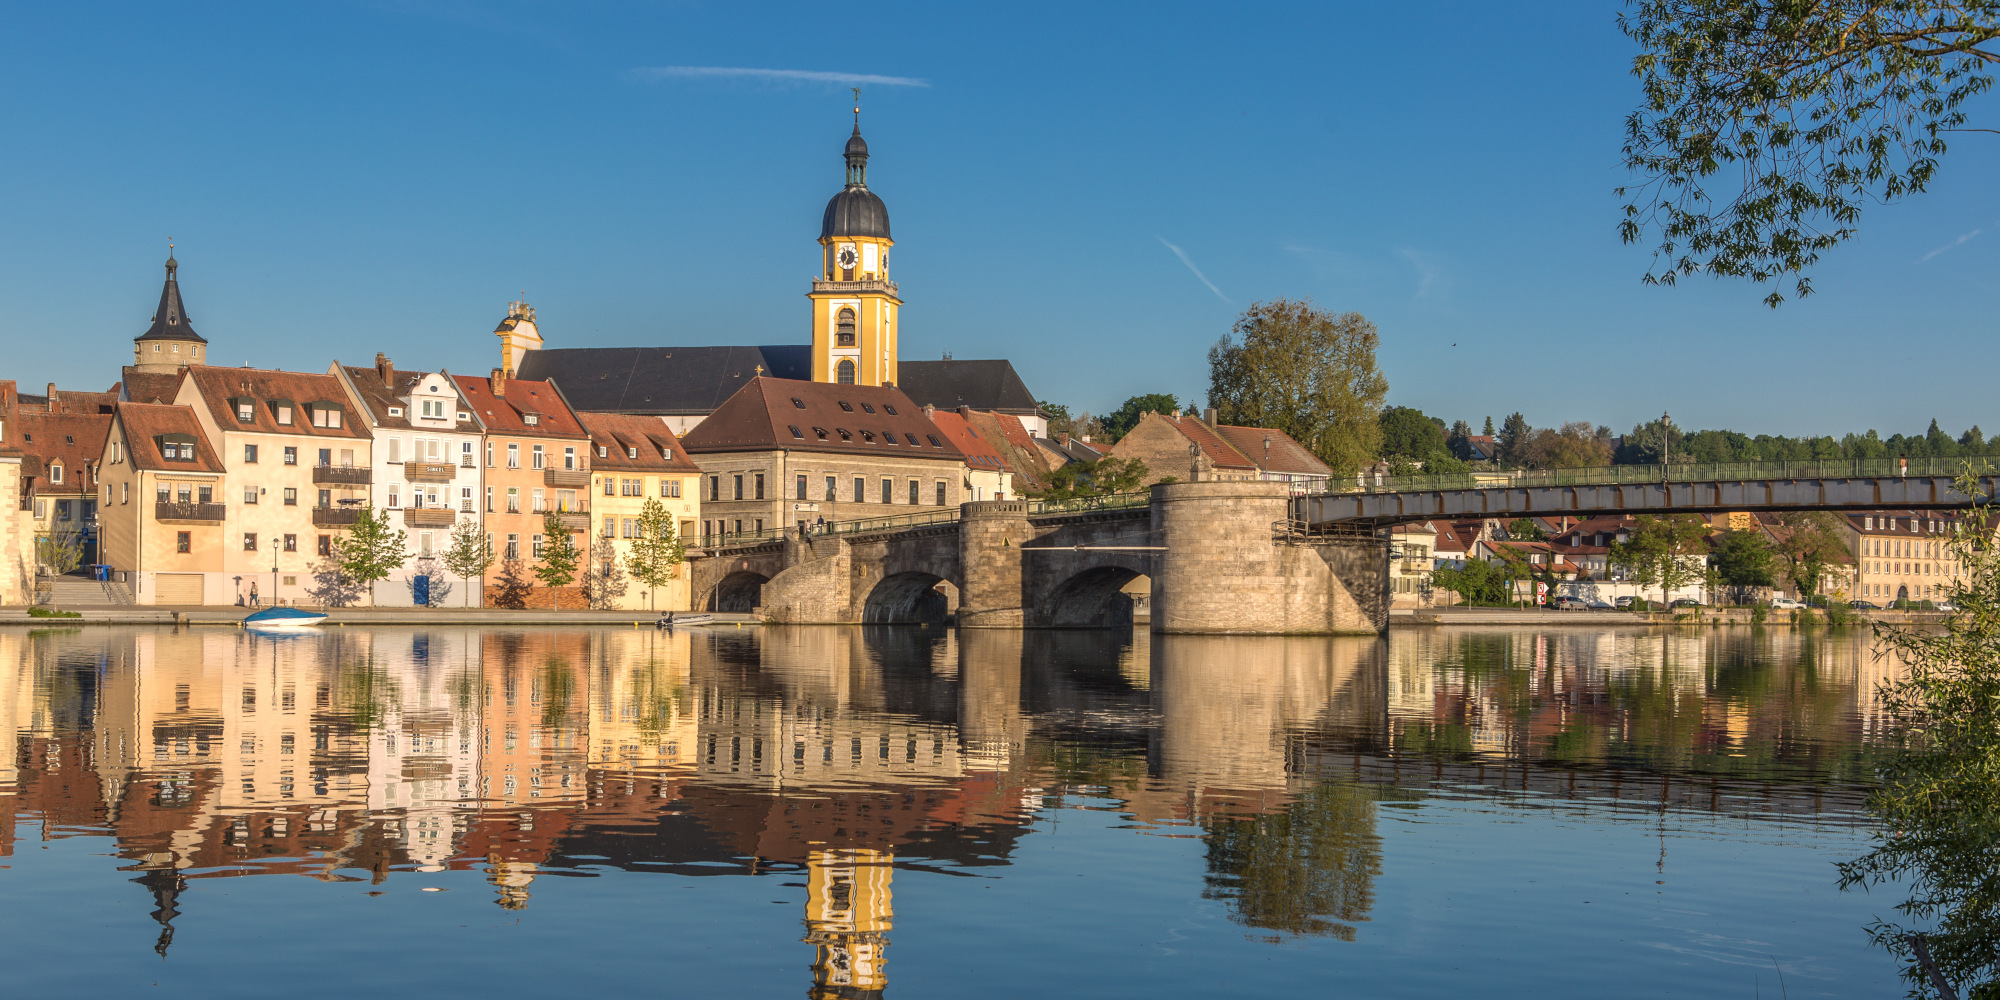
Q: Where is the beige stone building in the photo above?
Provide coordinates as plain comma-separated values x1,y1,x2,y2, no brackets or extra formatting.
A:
679,377,966,543
97,402,230,605
1844,510,1962,604
1109,409,1333,490
578,411,703,611
924,406,1016,501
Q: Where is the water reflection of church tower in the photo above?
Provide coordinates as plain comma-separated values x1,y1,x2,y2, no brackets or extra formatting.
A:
805,847,892,999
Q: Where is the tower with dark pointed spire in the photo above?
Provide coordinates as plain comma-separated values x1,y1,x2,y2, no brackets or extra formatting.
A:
132,249,207,375
811,100,900,386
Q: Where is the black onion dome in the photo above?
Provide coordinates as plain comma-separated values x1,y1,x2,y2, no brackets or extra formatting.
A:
845,130,869,158
821,187,891,240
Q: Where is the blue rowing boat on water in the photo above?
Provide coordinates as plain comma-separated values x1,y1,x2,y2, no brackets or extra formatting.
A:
243,607,328,628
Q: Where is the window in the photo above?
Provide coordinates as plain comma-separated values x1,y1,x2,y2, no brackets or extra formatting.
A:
243,533,258,552
317,534,331,556
419,531,433,555
909,480,920,505
663,479,681,498
283,534,297,552
531,487,545,512
532,534,545,558
861,403,875,414
563,446,576,470
276,404,293,426
121,482,129,504
854,477,866,502
796,474,808,500
836,359,856,384
387,437,402,463
387,489,400,509
603,476,615,496
388,407,403,417
507,443,519,468
310,406,341,429
532,445,545,470
47,463,61,484
754,518,764,534
461,486,473,511
505,534,519,559
936,481,947,506
283,487,297,506
882,478,894,503
836,307,856,346
177,531,191,553
283,446,297,465
421,399,445,419
624,478,642,496
463,441,475,466
792,397,807,409
754,473,765,500
506,487,520,513
198,485,213,503
243,444,258,463
884,404,898,416
789,425,805,439
603,516,616,538
825,476,837,501
709,475,720,501
236,401,254,422
523,413,539,426
927,435,942,447
244,487,259,504
906,433,919,445
733,474,744,501
838,401,855,412
813,427,829,440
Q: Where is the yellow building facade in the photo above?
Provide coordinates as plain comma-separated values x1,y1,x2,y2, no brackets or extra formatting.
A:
809,122,901,388
578,412,703,611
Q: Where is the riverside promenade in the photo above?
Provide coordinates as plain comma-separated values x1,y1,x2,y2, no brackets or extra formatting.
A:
0,606,766,627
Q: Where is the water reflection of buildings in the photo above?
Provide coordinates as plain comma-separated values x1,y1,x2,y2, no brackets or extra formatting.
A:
0,623,1901,985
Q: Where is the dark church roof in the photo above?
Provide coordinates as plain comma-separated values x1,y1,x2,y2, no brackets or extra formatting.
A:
821,125,890,240
136,254,206,344
515,346,811,416
896,360,1042,416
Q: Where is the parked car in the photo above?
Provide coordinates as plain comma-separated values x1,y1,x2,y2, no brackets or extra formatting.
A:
1848,599,1880,610
1669,598,1704,609
1936,600,1961,612
1585,599,1615,611
1553,595,1587,611
1614,596,1635,609
1769,596,1806,610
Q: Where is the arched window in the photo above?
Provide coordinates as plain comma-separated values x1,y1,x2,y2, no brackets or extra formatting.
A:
836,359,856,385
836,308,856,347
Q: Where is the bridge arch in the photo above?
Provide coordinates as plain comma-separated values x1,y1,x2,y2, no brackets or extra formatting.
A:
862,571,958,624
1037,564,1150,628
708,570,769,613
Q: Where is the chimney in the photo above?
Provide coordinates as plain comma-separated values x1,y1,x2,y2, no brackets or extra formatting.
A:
375,353,394,384
46,383,56,411
923,403,935,418
489,368,507,395
1059,432,1071,447
1171,409,1182,420
957,405,972,418
1203,407,1217,425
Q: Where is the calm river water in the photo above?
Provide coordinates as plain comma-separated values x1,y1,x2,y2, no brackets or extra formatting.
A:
0,625,1908,997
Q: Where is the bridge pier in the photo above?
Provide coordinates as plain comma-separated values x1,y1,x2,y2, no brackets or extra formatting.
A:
1152,481,1387,635
957,501,1031,628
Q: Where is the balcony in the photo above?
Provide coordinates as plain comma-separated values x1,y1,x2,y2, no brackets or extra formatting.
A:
402,507,456,528
403,461,456,482
313,465,371,485
810,278,899,295
312,507,361,528
550,512,590,532
156,501,226,523
543,468,589,489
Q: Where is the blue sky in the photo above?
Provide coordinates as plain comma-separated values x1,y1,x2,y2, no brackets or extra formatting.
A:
2,1,1996,439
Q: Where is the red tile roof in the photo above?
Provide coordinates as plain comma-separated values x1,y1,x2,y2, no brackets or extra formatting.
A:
18,411,112,496
183,365,370,439
1211,424,1331,477
116,403,225,473
577,412,704,474
338,362,481,434
679,377,964,460
454,373,588,440
926,409,1010,472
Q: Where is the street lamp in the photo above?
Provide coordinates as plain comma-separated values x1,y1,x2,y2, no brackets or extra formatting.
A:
271,536,282,608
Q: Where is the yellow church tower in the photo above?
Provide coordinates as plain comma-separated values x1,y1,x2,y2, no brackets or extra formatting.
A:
809,104,900,386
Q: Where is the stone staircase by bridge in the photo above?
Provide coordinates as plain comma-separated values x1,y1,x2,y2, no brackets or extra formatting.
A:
41,577,135,607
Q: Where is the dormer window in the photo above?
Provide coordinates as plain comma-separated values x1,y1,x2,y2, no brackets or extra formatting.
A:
597,445,609,458
837,428,852,441
457,411,470,421
309,405,343,429
48,463,62,484
388,407,403,417
860,430,876,443
626,446,638,459
155,434,196,461
234,400,254,423
660,446,674,458
812,427,829,440
275,404,294,425
420,399,446,419
523,413,540,426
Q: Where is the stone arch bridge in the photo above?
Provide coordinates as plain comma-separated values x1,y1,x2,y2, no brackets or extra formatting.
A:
688,482,1389,634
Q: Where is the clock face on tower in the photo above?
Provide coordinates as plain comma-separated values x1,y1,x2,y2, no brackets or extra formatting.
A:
837,244,858,270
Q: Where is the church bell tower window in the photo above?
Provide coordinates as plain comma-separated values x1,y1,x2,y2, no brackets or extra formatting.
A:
836,308,856,347
836,359,856,385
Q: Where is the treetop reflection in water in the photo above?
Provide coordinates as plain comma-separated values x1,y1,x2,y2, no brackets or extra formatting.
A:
0,625,1903,998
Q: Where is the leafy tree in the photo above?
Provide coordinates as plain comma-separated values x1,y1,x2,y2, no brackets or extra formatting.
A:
34,529,84,608
1620,1,2000,306
1506,518,1546,542
1496,413,1533,465
1611,514,1711,603
442,518,494,601
1201,782,1385,941
1207,299,1388,477
1771,510,1851,602
1710,529,1775,604
332,508,408,599
1515,422,1614,469
624,497,687,612
1378,406,1449,462
488,557,534,610
1837,467,2000,997
1030,456,1154,500
1101,393,1186,443
533,513,581,609
1431,558,1511,606
1446,419,1475,461
582,554,628,610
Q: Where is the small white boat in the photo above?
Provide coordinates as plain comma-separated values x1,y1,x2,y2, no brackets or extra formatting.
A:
244,607,328,628
656,613,715,628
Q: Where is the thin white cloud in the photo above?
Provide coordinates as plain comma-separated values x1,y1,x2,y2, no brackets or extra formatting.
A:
1919,227,1984,263
1157,237,1232,305
631,66,929,88
1397,248,1441,300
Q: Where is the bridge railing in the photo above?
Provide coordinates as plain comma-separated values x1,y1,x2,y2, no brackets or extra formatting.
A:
1322,457,1990,495
1024,491,1151,516
820,507,965,537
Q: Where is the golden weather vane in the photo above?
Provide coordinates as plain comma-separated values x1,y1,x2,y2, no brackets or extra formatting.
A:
852,87,861,124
